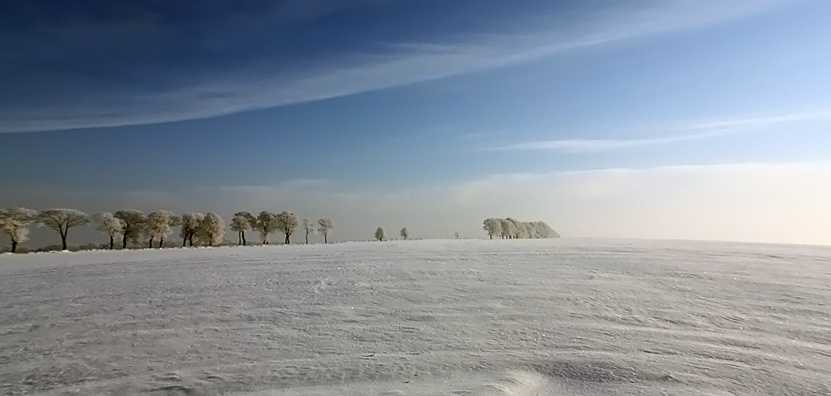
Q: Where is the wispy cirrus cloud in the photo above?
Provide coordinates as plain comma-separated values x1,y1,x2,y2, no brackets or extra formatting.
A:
0,0,792,133
495,110,831,153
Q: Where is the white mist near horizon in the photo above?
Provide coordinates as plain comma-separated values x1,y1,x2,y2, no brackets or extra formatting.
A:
2,162,831,248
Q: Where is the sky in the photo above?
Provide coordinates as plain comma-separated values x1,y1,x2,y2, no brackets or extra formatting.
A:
1,0,831,247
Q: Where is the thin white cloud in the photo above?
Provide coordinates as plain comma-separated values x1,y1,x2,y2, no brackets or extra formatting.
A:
495,110,831,153
688,110,831,131
0,0,792,133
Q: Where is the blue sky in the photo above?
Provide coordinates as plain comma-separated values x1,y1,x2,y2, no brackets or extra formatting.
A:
2,0,831,245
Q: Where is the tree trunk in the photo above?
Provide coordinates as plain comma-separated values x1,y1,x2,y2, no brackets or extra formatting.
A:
123,233,128,249
242,232,246,246
183,234,188,247
489,235,493,240
159,237,164,248
61,229,68,250
284,234,290,245
238,231,242,245
11,241,17,253
148,238,153,249
305,231,309,244
109,235,114,250
188,232,194,247
324,234,328,244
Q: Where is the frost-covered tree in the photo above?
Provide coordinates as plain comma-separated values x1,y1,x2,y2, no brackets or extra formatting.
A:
485,218,559,239
94,212,123,250
230,216,247,245
483,218,501,240
400,227,409,240
145,210,178,248
375,226,386,241
230,211,255,245
317,218,333,243
527,224,536,238
276,211,298,245
0,207,38,253
255,211,279,244
518,222,529,239
506,218,524,239
499,218,515,239
196,212,224,246
180,212,204,247
531,221,559,238
38,208,90,250
302,218,315,244
114,210,146,249
521,222,535,238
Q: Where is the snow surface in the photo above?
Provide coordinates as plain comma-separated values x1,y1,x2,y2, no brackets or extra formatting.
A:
0,239,829,395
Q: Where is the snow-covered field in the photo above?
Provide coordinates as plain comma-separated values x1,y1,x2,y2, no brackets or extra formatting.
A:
1,239,829,395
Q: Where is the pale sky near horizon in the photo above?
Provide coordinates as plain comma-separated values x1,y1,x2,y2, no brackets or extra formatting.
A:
1,0,830,247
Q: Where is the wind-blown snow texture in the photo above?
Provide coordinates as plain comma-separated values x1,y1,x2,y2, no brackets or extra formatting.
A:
1,239,829,395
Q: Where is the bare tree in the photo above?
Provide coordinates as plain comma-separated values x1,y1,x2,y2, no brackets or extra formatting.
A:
255,211,279,244
38,208,90,250
180,212,204,247
196,212,225,246
482,218,501,240
317,218,333,243
94,212,123,249
145,210,178,248
277,211,298,245
375,226,386,241
400,227,409,240
230,211,255,245
302,218,315,244
114,210,146,249
0,207,38,253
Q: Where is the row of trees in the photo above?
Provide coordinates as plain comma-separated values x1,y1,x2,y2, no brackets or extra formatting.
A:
2,208,559,253
0,207,335,253
230,211,333,246
482,218,559,240
0,208,93,253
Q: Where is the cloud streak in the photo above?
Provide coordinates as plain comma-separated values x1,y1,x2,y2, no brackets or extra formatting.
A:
495,110,831,153
0,0,791,133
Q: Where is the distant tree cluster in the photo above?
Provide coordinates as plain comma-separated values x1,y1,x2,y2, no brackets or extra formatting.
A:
482,218,559,240
0,206,335,253
370,225,411,241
